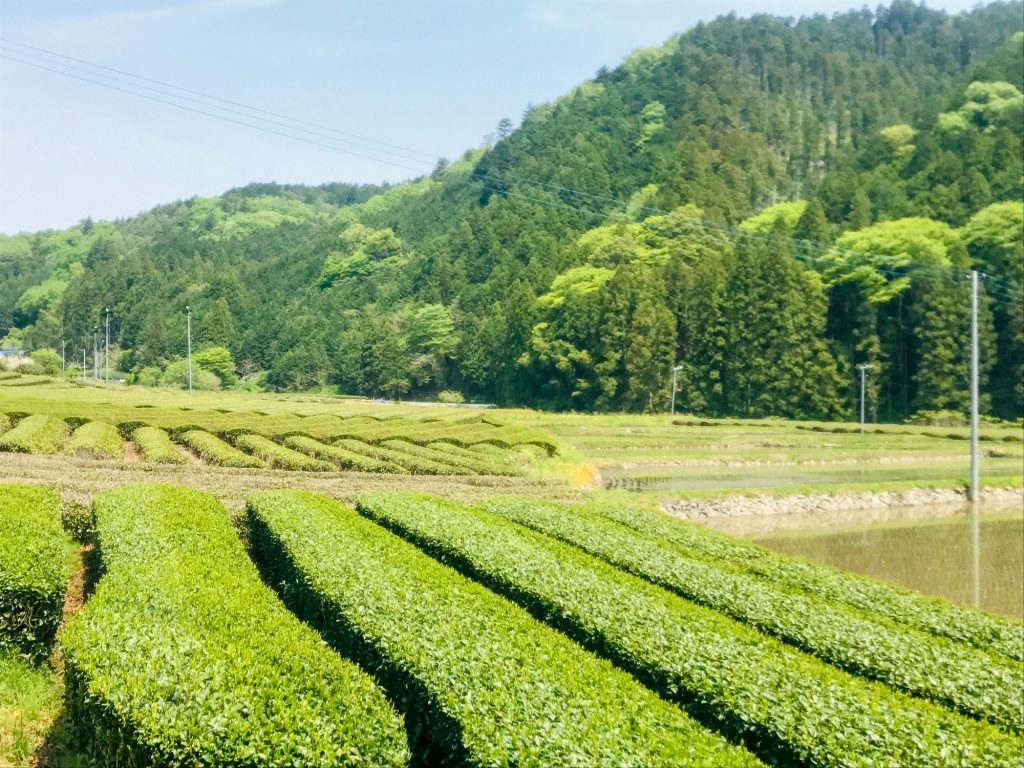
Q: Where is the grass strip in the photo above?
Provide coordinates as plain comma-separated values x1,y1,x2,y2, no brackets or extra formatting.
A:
481,497,1022,730
0,415,68,454
247,490,761,768
177,429,263,468
0,649,61,766
589,502,1024,662
0,485,70,662
66,421,122,460
233,433,334,471
131,426,186,463
283,435,404,472
358,492,1023,768
61,484,409,767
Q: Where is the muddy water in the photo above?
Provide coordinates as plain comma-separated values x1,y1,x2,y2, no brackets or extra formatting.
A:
751,506,1023,620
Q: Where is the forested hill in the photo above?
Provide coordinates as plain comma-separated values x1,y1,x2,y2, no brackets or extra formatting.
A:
2,1,1022,420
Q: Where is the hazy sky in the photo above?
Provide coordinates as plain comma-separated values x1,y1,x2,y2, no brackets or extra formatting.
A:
0,0,984,233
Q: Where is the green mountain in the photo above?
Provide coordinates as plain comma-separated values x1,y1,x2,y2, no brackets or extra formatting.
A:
3,1,1022,420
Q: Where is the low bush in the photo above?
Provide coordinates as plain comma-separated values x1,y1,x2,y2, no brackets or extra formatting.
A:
283,435,403,472
0,413,9,434
586,502,1024,662
233,433,334,471
378,441,472,475
61,484,408,767
332,438,452,475
66,421,122,460
0,415,69,454
131,426,186,464
358,492,1023,768
481,497,1023,730
247,490,759,768
177,429,263,468
0,485,70,661
426,441,521,475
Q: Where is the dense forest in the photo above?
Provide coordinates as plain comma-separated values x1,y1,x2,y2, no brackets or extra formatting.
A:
2,1,1022,420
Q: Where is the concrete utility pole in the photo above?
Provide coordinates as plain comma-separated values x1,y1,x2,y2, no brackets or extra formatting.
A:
93,326,98,381
105,307,110,387
969,270,980,502
857,363,873,434
670,364,683,417
81,348,86,381
61,339,65,371
186,305,193,396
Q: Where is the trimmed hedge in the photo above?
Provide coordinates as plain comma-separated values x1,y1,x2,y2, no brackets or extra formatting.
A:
0,415,69,454
588,503,1024,662
233,433,334,472
132,426,186,464
61,484,409,767
247,490,759,768
481,497,1023,731
177,429,263,468
378,441,474,475
332,438,454,475
421,441,521,476
0,413,9,434
0,484,70,661
358,492,1024,768
283,435,404,473
67,421,123,460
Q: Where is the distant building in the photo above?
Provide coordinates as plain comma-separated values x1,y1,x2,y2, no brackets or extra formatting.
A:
0,347,22,358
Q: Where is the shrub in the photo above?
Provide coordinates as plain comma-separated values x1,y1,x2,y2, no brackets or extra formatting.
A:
177,430,263,468
67,422,123,460
135,366,162,387
358,492,1022,768
424,441,521,476
908,409,967,426
586,502,1024,662
61,485,409,767
161,359,221,391
0,415,69,454
0,413,9,435
437,390,465,404
0,485,70,661
247,490,758,768
132,427,185,464
481,497,1023,730
194,346,237,387
332,438,453,475
29,349,62,376
233,433,334,471
283,435,403,472
378,441,471,475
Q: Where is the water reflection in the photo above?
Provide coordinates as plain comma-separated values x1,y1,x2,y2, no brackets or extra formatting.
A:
752,505,1023,620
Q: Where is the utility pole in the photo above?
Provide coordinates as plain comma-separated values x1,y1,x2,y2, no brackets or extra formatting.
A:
186,305,193,396
969,270,979,502
857,363,873,434
81,348,86,382
61,339,65,371
93,326,98,381
670,364,683,417
105,307,110,387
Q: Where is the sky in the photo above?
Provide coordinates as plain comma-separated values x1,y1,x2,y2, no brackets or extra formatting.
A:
0,0,985,234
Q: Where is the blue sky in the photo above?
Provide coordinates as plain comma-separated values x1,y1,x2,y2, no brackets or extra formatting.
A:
0,0,983,233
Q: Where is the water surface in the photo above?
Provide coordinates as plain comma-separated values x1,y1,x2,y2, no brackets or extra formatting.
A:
752,506,1023,620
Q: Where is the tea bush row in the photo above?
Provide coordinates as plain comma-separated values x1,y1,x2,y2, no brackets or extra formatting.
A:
332,438,458,475
177,429,263,468
131,426,186,463
357,492,1023,768
66,421,123,460
481,497,1023,731
283,435,404,473
246,490,760,768
233,433,334,472
61,484,409,767
0,415,69,454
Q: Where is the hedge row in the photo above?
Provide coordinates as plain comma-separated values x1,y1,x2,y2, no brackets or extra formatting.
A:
283,435,404,473
131,426,186,464
588,503,1024,662
332,438,455,475
67,421,123,460
232,433,334,472
481,497,1023,731
247,490,759,768
378,441,475,475
177,429,263,468
421,441,521,476
61,484,409,767
0,413,9,434
0,415,69,454
0,484,70,661
358,492,1023,768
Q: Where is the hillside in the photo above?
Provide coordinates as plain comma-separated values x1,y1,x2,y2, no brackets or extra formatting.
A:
2,0,1022,420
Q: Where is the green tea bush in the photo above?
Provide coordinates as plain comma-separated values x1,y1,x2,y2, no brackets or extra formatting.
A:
0,415,69,454
283,435,403,472
62,484,409,767
177,429,263,468
481,497,1023,730
586,503,1024,662
0,413,9,434
378,441,472,475
332,438,452,475
358,492,1023,768
131,426,186,463
425,441,520,475
66,421,122,460
233,433,334,471
247,490,759,768
0,485,70,661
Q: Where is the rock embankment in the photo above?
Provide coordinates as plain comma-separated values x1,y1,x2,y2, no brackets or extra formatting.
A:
662,486,1024,520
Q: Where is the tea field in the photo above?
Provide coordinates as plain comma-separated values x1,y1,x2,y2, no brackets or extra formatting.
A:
1,376,1022,766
